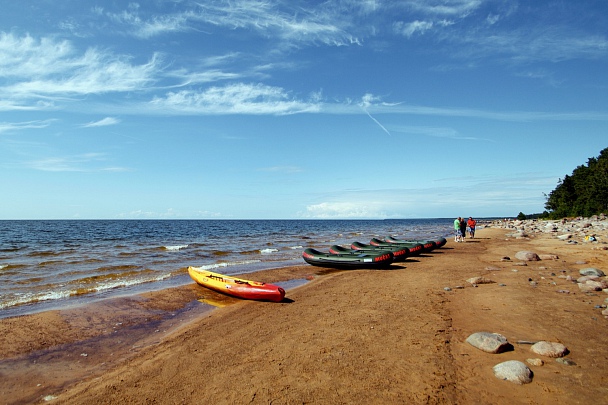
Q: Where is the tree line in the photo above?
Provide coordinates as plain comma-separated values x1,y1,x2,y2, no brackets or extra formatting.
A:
519,147,608,220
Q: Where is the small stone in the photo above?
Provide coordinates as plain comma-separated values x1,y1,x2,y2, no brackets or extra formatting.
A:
556,358,577,366
539,254,559,260
557,234,572,240
443,287,452,291
466,276,495,285
493,360,533,384
515,250,540,261
526,358,544,367
530,341,569,358
486,266,501,271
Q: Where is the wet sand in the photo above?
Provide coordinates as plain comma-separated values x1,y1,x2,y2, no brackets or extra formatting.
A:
1,227,608,404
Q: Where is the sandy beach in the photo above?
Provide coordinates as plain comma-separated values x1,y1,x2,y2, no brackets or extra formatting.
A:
2,224,608,404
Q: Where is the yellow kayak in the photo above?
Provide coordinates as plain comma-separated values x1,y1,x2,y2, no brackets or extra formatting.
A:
188,267,285,302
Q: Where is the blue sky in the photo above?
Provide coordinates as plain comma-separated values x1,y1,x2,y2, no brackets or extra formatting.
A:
1,0,607,219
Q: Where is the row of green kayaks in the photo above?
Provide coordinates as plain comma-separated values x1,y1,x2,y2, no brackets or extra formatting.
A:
302,236,447,269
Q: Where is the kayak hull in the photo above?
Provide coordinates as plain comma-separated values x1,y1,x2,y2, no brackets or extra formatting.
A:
369,238,425,256
302,248,394,269
346,243,410,262
188,267,285,302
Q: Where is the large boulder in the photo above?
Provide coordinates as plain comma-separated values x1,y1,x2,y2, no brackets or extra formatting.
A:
579,268,605,277
466,332,512,354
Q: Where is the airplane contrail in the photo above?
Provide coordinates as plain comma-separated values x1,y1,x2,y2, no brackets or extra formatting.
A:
362,107,391,136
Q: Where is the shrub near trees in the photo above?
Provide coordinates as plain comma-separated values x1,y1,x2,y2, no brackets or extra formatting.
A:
543,147,608,219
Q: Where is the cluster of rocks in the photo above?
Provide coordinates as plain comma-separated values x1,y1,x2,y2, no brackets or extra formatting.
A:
466,332,571,384
487,215,608,247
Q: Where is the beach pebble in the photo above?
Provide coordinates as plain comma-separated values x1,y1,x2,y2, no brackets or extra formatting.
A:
538,254,559,260
556,358,577,366
501,257,511,261
578,281,604,292
466,276,495,285
557,234,572,240
526,358,544,367
444,287,452,291
466,332,512,354
579,268,606,277
493,360,533,384
577,275,599,283
530,341,569,358
485,266,502,271
515,251,540,261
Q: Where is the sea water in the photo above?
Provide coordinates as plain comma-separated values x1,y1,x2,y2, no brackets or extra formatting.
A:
0,219,453,317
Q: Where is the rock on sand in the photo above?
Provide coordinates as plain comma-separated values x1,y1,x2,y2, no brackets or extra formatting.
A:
530,341,569,358
493,360,533,384
466,332,511,354
515,251,540,261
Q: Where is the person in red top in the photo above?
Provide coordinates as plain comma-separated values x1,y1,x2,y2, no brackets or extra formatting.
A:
467,217,477,238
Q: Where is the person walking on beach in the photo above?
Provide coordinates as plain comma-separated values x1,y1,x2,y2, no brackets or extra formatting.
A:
459,217,467,242
467,217,477,238
454,217,463,242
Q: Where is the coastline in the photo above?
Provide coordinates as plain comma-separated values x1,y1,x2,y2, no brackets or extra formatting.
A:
2,222,608,404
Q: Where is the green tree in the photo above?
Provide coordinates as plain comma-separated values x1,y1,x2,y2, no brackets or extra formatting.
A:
544,147,608,218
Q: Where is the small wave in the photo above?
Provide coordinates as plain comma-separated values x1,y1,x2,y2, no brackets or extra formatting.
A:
260,248,279,254
0,290,74,310
0,263,26,271
0,273,174,310
212,250,231,256
190,260,261,272
38,260,65,267
163,244,189,251
93,273,172,293
28,250,61,258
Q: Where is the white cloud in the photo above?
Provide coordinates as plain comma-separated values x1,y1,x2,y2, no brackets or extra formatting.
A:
149,83,320,115
24,153,128,172
393,20,434,37
103,1,360,46
0,33,160,103
300,202,389,219
82,117,121,127
0,120,55,134
403,0,483,16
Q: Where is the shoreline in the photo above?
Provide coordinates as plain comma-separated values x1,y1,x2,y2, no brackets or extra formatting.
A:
2,222,608,404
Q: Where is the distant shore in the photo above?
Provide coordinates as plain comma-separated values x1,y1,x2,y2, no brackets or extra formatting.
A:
2,221,608,404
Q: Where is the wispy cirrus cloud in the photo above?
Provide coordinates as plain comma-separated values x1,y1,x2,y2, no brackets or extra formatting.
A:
81,117,120,127
25,153,130,172
149,83,320,115
103,0,360,46
0,33,160,102
0,119,55,134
